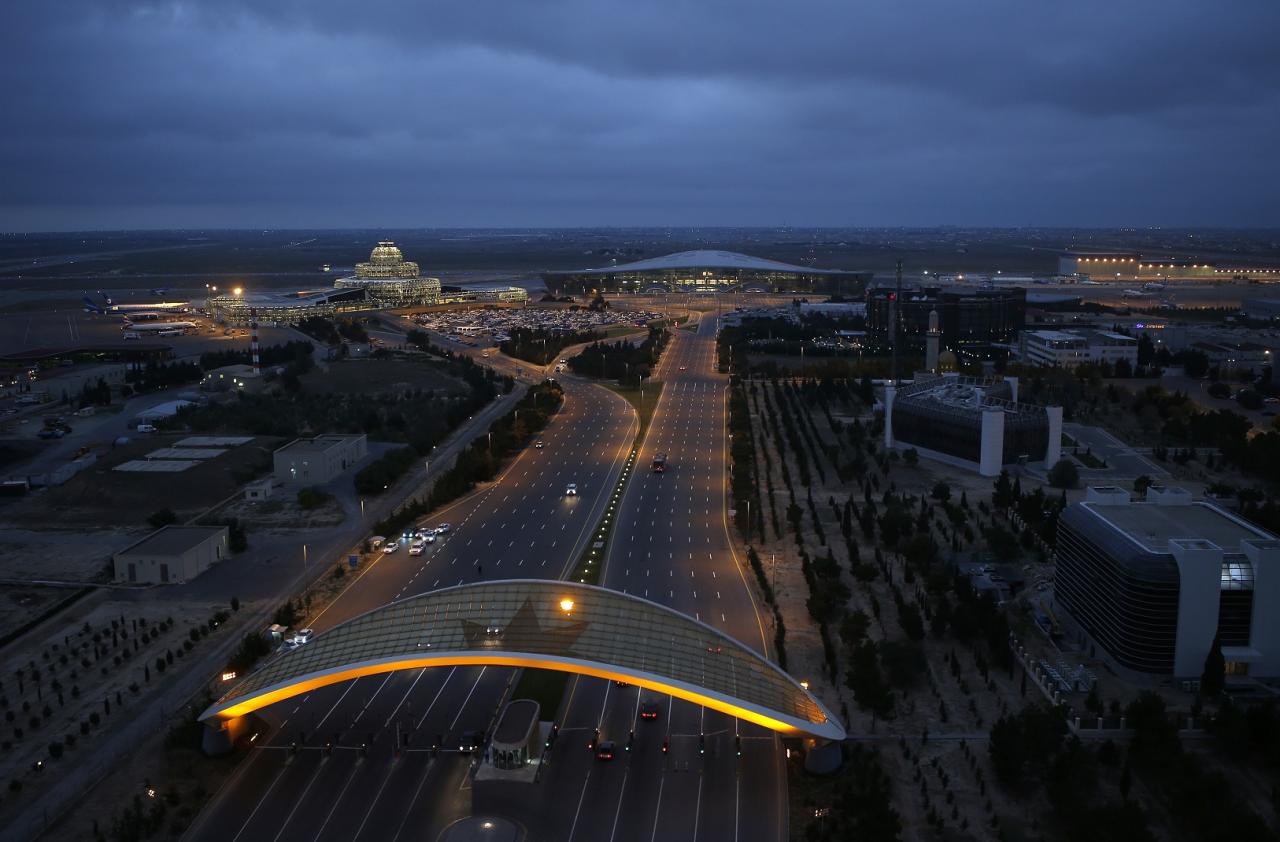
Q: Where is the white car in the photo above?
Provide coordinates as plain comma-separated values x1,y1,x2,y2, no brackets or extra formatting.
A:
136,423,158,434
408,542,425,556
383,540,400,553
278,638,300,653
293,628,314,644
415,530,437,543
434,523,452,534
565,483,578,497
534,440,545,449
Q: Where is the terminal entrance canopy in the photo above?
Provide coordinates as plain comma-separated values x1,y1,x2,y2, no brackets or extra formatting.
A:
201,580,845,741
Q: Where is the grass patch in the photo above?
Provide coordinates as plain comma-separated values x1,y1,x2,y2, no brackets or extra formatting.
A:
510,668,570,718
607,380,663,445
566,381,664,585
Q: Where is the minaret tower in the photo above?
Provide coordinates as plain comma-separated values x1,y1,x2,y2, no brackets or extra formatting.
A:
926,308,940,373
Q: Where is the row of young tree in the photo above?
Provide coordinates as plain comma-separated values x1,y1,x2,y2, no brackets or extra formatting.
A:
566,327,669,386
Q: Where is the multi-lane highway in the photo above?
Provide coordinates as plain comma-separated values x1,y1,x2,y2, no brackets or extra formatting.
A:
186,362,636,841
186,309,787,841
479,314,785,841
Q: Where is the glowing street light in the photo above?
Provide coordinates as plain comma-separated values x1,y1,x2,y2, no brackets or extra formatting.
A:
559,598,575,613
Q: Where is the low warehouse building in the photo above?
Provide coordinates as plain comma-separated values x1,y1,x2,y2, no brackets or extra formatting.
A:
273,434,368,485
114,525,230,584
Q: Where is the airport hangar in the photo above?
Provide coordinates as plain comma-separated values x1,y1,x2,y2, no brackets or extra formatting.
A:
543,250,871,295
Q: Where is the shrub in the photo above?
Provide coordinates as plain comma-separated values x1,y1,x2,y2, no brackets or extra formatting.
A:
147,508,178,529
1048,459,1080,489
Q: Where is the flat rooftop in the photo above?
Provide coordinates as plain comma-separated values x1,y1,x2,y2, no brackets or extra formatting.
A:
493,699,540,745
1082,501,1274,554
276,434,364,456
118,525,226,557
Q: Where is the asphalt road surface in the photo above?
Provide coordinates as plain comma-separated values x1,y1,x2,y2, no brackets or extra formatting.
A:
185,312,786,842
184,368,636,842
480,315,786,842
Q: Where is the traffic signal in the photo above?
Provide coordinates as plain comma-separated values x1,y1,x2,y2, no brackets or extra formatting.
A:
590,728,599,751
290,741,298,756
324,741,332,757
402,730,410,747
699,733,705,755
545,723,558,750
735,735,742,757
661,739,669,754
626,730,634,752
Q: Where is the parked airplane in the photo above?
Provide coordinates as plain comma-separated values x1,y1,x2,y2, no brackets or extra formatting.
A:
1121,289,1154,299
119,321,196,335
1142,282,1167,292
82,295,106,314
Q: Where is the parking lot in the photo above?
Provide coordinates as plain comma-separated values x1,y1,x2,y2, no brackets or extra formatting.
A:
411,305,662,343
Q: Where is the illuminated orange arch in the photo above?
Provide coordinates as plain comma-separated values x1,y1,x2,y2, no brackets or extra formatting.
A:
201,580,844,740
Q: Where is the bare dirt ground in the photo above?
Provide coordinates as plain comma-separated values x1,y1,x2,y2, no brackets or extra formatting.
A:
743,378,1066,840
301,357,470,396
0,593,258,835
215,485,347,531
0,585,84,641
0,435,281,530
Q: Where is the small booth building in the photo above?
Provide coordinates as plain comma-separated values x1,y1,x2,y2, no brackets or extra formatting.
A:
487,699,541,771
114,525,230,585
273,434,367,486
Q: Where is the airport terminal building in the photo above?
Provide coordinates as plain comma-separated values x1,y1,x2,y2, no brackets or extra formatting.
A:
543,250,870,295
205,241,526,325
1054,486,1280,682
332,241,443,307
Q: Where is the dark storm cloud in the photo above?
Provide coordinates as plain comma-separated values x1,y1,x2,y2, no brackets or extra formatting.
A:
2,0,1278,229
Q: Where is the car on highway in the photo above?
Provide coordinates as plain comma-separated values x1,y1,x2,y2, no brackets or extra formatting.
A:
383,540,400,553
534,440,544,449
678,365,687,371
278,638,300,653
595,740,617,761
434,523,452,534
459,729,485,754
408,541,426,556
415,530,437,543
565,483,578,496
37,428,65,439
292,628,314,644
136,423,158,434
640,701,660,720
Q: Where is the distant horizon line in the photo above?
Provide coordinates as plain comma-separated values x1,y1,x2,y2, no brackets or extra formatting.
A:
4,224,1280,236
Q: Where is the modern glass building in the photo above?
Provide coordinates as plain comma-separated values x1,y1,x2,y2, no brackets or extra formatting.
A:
865,284,1026,351
1054,486,1280,680
544,250,870,295
333,241,443,307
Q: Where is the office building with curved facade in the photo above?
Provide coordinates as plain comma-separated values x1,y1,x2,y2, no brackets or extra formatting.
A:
883,374,1061,477
1054,486,1280,681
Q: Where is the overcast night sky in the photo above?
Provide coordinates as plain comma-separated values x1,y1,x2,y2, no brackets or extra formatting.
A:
3,1,1279,231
